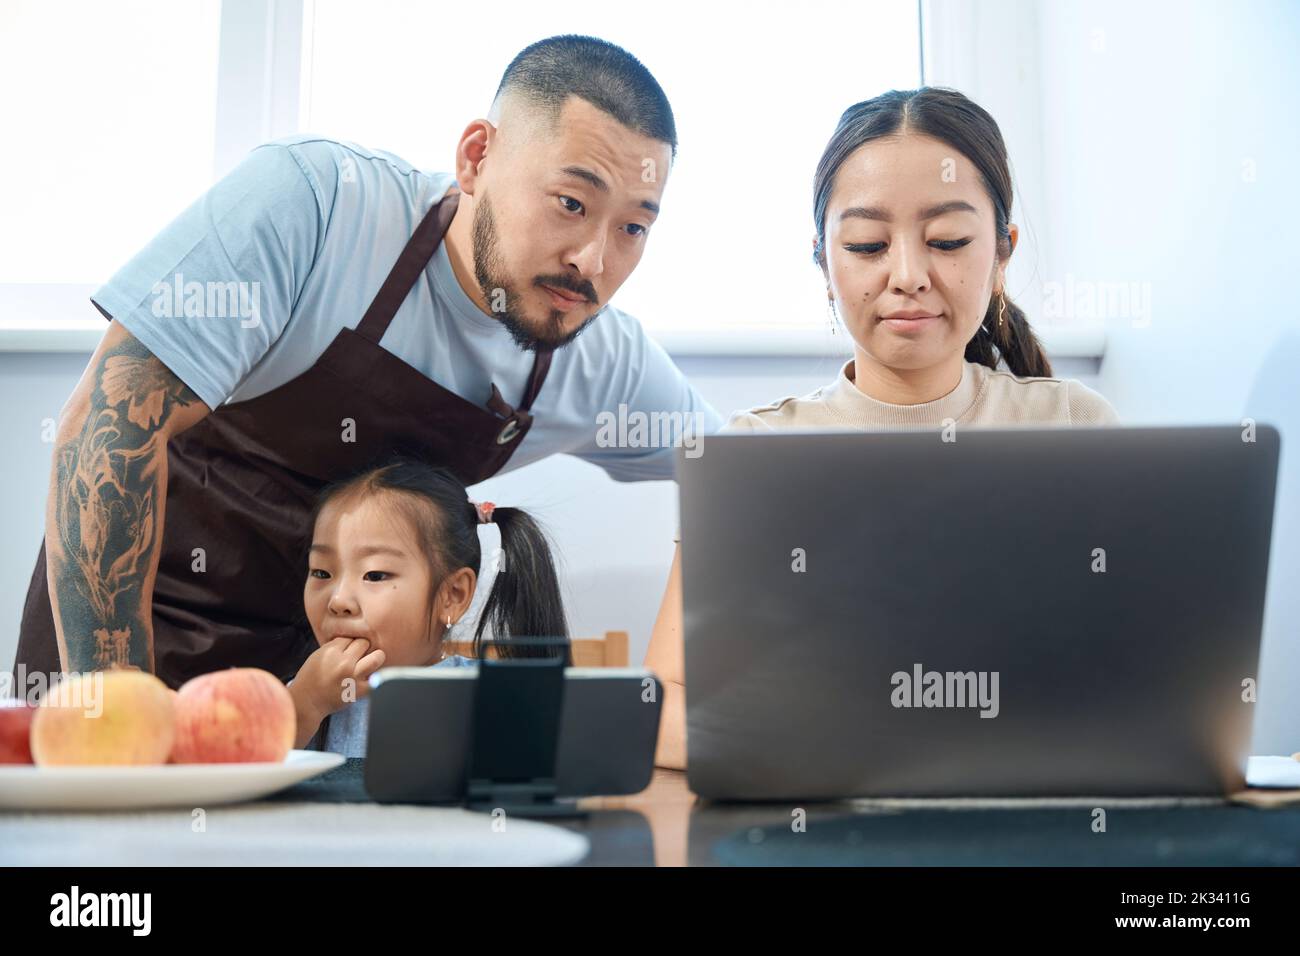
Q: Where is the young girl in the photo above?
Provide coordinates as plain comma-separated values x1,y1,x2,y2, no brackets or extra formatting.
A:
287,455,569,756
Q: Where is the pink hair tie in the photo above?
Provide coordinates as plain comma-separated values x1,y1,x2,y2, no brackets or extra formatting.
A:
472,500,496,524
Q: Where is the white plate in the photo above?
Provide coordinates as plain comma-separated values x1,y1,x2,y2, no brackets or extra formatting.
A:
0,750,345,811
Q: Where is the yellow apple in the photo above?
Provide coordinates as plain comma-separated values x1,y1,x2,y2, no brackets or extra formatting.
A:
31,669,175,766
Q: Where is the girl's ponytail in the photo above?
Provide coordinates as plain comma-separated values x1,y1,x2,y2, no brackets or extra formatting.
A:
474,507,571,663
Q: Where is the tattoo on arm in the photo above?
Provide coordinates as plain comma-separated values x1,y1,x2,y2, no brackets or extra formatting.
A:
49,336,200,671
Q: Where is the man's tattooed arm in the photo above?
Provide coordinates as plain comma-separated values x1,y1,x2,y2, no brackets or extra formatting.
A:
46,321,211,673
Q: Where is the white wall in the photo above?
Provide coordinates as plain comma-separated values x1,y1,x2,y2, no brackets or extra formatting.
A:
1036,0,1300,423
927,0,1300,415
931,0,1300,753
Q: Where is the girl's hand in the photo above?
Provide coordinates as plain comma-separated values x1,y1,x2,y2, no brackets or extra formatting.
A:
293,637,387,721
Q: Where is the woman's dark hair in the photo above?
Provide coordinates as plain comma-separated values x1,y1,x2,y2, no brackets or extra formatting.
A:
811,87,1051,378
300,455,570,663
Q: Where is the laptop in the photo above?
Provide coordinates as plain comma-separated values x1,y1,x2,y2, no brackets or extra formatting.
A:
678,425,1280,800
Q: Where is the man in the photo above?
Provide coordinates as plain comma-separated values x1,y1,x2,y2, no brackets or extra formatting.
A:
16,34,720,689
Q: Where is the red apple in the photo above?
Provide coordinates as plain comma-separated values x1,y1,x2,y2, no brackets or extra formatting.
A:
0,699,37,764
171,668,295,763
31,669,175,766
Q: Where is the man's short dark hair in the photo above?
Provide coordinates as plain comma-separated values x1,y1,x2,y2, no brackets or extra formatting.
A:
494,34,677,159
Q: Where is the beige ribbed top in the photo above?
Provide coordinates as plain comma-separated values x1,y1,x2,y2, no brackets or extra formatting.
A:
723,358,1120,431
672,359,1119,542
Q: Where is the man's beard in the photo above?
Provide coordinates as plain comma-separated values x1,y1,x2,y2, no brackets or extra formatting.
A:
471,193,602,352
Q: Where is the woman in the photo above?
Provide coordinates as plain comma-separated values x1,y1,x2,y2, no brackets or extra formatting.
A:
646,87,1119,769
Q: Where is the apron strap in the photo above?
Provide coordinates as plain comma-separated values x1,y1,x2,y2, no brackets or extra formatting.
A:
355,190,461,344
356,186,554,421
519,347,553,413
487,347,553,419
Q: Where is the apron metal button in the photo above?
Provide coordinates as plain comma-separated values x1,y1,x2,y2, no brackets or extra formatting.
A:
496,419,521,445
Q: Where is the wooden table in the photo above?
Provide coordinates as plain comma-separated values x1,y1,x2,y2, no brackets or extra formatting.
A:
570,770,1300,866
577,768,698,866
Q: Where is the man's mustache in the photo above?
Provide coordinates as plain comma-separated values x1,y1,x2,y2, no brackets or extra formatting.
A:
534,276,597,305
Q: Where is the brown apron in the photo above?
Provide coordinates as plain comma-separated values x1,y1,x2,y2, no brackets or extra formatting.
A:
15,189,552,691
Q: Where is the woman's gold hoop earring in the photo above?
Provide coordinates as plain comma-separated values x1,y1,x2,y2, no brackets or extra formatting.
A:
438,615,452,661
997,293,1007,332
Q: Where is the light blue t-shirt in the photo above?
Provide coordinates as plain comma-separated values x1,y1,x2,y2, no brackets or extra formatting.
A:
90,134,722,482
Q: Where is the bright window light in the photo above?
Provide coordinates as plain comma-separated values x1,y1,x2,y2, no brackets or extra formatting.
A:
0,0,221,285
300,0,921,332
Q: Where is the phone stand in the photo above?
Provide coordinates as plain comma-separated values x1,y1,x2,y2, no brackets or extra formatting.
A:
463,638,587,819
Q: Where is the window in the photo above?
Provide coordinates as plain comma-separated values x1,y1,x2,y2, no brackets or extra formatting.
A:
0,0,221,285
300,0,922,337
2,0,923,352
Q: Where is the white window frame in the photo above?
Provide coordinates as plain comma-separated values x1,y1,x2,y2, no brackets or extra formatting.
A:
0,0,303,350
